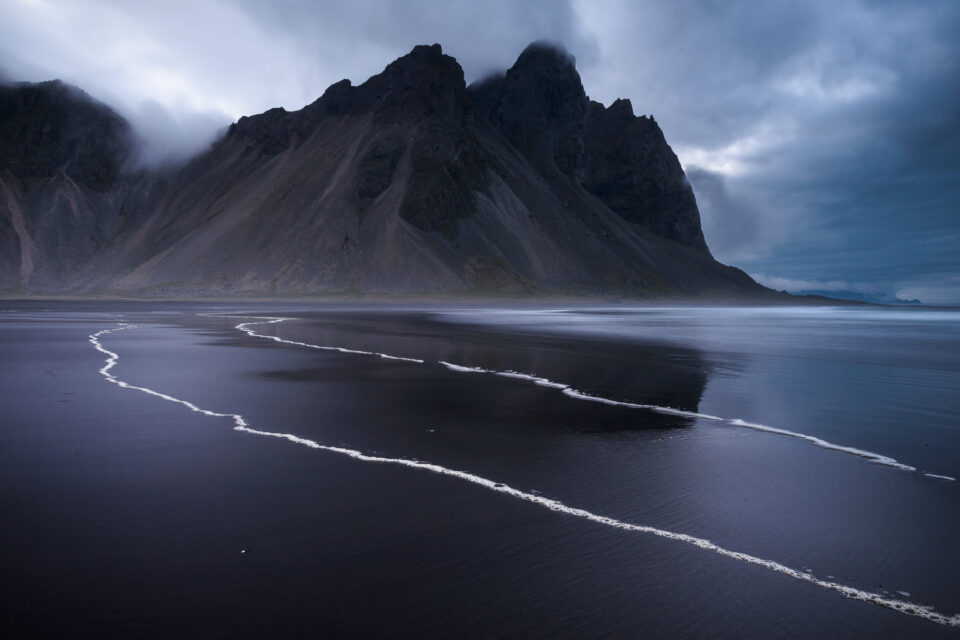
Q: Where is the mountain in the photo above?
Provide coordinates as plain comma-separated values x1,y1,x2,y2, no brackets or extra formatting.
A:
0,43,772,299
0,80,165,293
791,289,920,305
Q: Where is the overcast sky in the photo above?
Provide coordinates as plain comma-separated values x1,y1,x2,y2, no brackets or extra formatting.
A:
2,0,958,302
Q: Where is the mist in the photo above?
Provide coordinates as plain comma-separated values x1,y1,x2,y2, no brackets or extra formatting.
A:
122,100,228,168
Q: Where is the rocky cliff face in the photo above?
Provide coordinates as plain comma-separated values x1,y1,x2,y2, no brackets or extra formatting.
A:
0,43,766,299
582,98,708,252
0,80,131,188
470,43,587,178
472,43,708,253
0,80,165,293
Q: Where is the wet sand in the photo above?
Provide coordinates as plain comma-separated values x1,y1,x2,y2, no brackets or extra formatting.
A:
1,304,958,638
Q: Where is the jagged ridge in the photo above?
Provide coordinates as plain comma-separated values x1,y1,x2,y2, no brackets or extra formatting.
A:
0,43,768,299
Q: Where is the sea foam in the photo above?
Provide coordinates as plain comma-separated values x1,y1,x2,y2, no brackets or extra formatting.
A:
214,314,424,363
444,358,915,472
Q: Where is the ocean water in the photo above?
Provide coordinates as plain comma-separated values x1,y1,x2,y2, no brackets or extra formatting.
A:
1,303,958,637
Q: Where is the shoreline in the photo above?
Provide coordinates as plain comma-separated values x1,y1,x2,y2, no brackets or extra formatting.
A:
0,292,893,307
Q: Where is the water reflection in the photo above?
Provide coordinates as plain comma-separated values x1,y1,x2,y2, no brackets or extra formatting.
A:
253,310,718,432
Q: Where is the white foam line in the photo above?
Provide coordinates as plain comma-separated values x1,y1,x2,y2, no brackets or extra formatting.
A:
925,473,957,482
727,419,917,472
438,361,488,373
436,361,919,474
495,370,575,390
558,386,726,420
89,322,959,628
205,314,424,363
212,315,928,477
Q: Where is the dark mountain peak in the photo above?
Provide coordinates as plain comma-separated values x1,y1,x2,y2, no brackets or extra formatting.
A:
297,78,355,122
581,97,709,253
607,98,635,119
505,41,586,115
493,40,586,113
19,78,87,101
294,44,469,129
236,106,287,126
514,40,572,65
324,78,352,94
359,43,468,122
0,78,132,189
231,44,469,156
589,98,659,129
377,44,459,91
470,41,587,175
512,41,578,76
371,45,484,238
230,106,290,156
384,43,448,72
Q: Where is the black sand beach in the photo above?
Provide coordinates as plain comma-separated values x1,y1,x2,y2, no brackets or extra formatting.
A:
1,303,958,638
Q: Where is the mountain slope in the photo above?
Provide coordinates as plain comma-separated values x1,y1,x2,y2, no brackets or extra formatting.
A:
0,80,165,293
1,44,769,299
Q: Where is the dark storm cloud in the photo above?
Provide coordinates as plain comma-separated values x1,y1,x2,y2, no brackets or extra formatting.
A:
234,0,597,83
2,0,601,164
573,0,960,301
0,0,593,165
0,0,957,300
685,168,770,263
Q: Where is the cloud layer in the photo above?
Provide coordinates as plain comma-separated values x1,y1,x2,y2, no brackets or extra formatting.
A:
1,0,957,301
